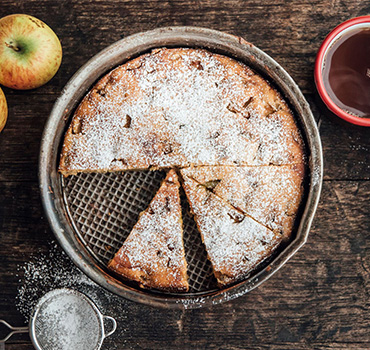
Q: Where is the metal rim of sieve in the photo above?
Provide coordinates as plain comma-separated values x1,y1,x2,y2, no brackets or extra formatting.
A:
29,288,117,350
39,26,323,309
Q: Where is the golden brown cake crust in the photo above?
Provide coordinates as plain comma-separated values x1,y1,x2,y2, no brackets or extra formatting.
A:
108,170,189,292
59,47,305,176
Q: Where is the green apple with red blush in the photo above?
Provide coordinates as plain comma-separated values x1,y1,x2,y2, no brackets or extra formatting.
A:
0,14,62,90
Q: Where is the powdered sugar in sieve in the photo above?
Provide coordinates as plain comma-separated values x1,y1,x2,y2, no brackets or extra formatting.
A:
1,288,116,350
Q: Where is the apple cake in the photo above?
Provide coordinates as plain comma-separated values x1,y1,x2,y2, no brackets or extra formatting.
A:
108,170,189,292
59,47,306,291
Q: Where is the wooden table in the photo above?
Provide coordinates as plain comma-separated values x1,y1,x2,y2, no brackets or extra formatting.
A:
1,1,369,349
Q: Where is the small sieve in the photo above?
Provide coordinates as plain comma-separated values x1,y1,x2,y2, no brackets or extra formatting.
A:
0,288,116,350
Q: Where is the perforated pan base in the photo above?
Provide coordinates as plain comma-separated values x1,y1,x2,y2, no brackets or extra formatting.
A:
62,171,216,293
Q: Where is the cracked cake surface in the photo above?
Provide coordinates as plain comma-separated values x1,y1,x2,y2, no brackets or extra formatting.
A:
108,169,189,292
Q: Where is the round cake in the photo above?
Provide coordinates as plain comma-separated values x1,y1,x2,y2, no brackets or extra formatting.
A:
59,48,306,291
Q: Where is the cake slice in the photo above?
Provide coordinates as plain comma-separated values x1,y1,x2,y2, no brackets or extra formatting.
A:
108,169,189,292
181,174,282,286
181,164,305,239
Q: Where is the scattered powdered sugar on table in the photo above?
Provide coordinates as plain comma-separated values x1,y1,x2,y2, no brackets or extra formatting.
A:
15,242,193,348
16,242,127,325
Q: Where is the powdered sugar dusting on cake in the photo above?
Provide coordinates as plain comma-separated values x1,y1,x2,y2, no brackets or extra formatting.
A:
120,190,184,274
221,165,305,235
60,48,304,175
181,164,305,236
109,170,188,291
181,175,281,285
58,47,307,289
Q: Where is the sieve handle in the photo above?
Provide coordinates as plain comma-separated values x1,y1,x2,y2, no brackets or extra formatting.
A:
102,315,117,338
0,320,28,343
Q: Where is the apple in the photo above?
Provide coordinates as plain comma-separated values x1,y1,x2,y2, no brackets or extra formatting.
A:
0,87,7,132
0,14,62,90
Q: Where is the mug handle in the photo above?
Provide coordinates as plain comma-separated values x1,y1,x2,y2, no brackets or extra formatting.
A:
102,315,117,338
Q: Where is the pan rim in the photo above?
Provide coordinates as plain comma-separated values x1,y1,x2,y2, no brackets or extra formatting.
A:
39,26,323,309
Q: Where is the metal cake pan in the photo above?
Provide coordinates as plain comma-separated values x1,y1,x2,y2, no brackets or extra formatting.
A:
39,26,323,309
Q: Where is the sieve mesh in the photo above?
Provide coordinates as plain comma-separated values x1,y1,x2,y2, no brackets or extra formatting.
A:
33,291,101,350
62,170,217,293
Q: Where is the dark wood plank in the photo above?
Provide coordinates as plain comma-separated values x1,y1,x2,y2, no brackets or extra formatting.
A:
1,0,369,181
1,93,369,183
0,0,369,349
306,95,370,180
0,94,52,182
319,113,370,181
1,181,369,349
1,0,368,95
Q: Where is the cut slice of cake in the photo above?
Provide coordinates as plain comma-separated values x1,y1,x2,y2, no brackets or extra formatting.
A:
181,164,305,239
181,173,282,286
108,169,189,292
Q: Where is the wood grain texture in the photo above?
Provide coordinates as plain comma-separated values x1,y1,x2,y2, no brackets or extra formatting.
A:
1,182,369,349
0,0,369,349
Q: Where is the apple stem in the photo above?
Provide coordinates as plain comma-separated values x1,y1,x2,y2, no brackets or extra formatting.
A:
5,42,21,52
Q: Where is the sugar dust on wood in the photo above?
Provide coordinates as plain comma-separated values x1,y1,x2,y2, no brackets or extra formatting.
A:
15,243,128,327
